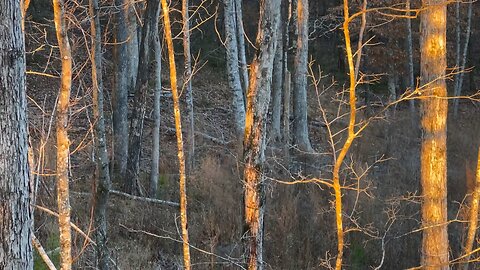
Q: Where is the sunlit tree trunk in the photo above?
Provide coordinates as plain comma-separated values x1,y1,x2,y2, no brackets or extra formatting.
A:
282,0,292,147
243,0,280,268
89,0,111,267
419,1,449,269
224,0,246,137
292,0,313,152
0,2,33,268
234,0,249,94
53,0,73,267
461,146,480,270
126,0,160,195
183,0,195,171
149,28,162,198
160,0,191,268
453,0,472,118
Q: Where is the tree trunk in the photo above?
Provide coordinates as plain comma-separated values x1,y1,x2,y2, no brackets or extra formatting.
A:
419,1,449,269
461,146,480,270
224,0,246,137
125,0,160,195
0,2,33,268
88,0,112,267
234,0,249,94
271,20,284,142
160,0,192,268
149,29,162,198
112,0,132,182
183,0,195,172
243,0,280,268
53,0,73,266
282,0,292,147
292,0,313,152
405,0,415,116
453,1,472,118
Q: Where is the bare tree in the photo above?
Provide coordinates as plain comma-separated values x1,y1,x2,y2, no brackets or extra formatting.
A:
453,0,473,118
0,2,33,268
126,0,161,195
243,0,281,268
292,0,313,152
234,0,249,94
53,0,73,266
405,0,415,116
224,0,246,138
88,0,112,267
461,146,480,270
149,25,162,198
160,0,192,268
419,0,449,268
183,0,195,171
271,12,284,142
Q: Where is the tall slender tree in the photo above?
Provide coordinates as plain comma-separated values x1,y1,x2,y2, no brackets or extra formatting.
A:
161,0,192,268
125,0,161,195
419,0,449,268
234,0,249,94
183,0,195,171
0,1,33,268
224,0,246,137
292,0,313,152
88,0,112,267
53,0,73,265
243,0,281,268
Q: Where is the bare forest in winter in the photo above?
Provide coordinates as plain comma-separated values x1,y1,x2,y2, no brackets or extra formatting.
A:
2,0,480,269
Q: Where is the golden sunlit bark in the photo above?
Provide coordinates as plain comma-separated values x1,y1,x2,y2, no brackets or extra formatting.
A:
243,1,280,269
461,146,480,270
331,0,359,268
419,1,449,269
160,0,191,268
53,0,73,267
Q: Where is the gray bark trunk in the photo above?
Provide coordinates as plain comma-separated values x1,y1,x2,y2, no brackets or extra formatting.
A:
183,0,195,172
292,0,313,152
89,0,112,267
149,31,162,198
234,0,249,95
271,23,283,142
0,2,33,268
453,1,473,118
112,0,131,181
126,0,161,195
224,0,246,137
242,0,280,268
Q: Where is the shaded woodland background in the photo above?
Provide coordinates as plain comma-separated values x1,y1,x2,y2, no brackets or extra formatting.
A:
22,0,480,269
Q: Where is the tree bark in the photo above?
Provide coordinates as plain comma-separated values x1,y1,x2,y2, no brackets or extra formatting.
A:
149,28,162,198
224,0,246,137
271,19,284,142
243,0,280,268
88,0,112,267
112,0,132,182
419,1,449,269
53,0,73,266
461,146,480,270
183,0,195,172
160,0,192,268
453,0,472,118
292,0,313,152
405,0,415,116
125,0,160,195
234,0,249,95
0,2,33,268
